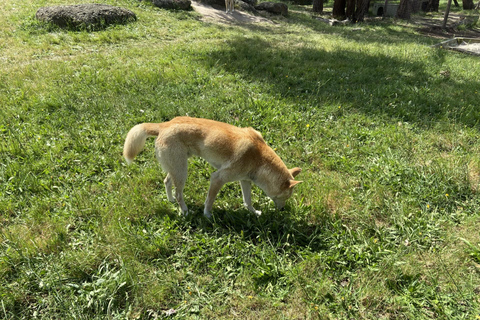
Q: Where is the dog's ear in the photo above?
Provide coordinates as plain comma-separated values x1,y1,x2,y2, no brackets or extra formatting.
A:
288,180,302,189
289,167,302,178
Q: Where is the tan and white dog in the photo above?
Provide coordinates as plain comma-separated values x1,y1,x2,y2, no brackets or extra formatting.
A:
123,117,301,218
225,0,235,13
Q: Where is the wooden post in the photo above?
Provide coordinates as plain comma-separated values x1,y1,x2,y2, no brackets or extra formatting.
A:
442,0,452,29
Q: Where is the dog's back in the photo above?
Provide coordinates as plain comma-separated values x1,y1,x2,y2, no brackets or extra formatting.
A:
156,117,266,170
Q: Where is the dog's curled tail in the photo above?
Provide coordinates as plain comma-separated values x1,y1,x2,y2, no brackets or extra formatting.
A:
123,123,160,164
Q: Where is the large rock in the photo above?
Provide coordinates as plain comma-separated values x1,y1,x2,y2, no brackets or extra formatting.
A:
254,2,288,16
195,0,227,8
240,0,258,6
290,0,311,4
153,0,192,10
237,0,258,13
36,4,137,30
195,0,256,10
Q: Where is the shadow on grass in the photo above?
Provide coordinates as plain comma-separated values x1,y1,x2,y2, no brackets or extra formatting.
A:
162,203,378,284
178,203,329,252
199,35,480,127
207,7,438,46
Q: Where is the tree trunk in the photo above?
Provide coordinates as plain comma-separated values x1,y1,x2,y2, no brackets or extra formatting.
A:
425,0,439,11
333,0,368,22
462,0,475,9
396,0,412,19
355,0,370,21
346,0,355,20
383,0,389,17
313,0,324,12
442,0,452,28
333,0,347,19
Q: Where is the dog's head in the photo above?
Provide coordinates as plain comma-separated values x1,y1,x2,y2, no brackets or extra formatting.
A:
270,167,302,210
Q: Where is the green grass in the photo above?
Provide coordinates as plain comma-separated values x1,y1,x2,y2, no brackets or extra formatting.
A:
2,0,480,318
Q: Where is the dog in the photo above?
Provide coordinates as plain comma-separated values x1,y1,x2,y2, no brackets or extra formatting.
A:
123,117,302,218
225,0,234,13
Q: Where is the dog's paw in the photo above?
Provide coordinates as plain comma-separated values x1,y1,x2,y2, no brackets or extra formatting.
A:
203,209,212,219
246,206,261,217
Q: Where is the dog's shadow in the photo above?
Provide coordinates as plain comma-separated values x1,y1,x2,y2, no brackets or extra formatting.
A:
152,203,329,288
174,203,328,253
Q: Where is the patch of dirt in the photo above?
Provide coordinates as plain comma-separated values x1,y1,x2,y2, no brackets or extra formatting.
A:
412,13,480,39
432,37,480,55
191,2,480,43
191,1,274,24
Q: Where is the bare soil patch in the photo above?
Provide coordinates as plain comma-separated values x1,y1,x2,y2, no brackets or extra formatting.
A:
191,1,274,24
412,13,480,38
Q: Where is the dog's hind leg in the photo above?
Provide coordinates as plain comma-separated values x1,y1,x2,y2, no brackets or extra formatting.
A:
158,151,189,215
164,173,175,203
175,183,188,215
240,180,261,216
170,168,188,215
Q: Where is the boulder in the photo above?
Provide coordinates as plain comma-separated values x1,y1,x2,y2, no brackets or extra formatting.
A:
36,4,136,30
241,0,258,6
254,2,288,16
196,0,226,8
237,0,258,13
153,0,192,10
195,0,256,10
290,0,311,4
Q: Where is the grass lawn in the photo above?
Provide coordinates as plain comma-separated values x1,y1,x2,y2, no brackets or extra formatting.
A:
2,0,480,318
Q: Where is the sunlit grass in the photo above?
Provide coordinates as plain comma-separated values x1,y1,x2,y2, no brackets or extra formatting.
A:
2,0,480,318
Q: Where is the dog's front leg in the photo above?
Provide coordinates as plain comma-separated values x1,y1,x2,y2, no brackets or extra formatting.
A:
204,171,226,218
240,180,261,217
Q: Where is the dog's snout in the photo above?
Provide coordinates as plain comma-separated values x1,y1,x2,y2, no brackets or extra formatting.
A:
274,200,286,211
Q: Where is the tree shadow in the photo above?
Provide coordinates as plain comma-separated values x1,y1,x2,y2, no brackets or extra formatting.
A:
288,11,435,45
279,7,479,45
215,7,439,46
198,35,480,127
